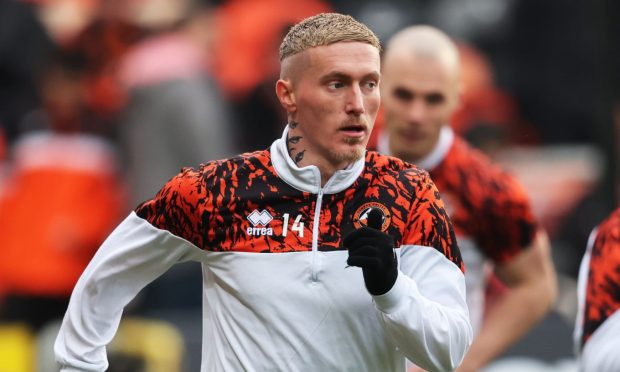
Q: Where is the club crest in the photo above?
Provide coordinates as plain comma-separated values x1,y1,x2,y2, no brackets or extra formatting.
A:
353,202,391,231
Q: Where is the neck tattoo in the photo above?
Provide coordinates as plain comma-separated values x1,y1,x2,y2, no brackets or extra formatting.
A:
286,122,305,165
294,150,306,164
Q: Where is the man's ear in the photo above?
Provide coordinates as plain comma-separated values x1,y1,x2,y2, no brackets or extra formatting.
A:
276,79,296,113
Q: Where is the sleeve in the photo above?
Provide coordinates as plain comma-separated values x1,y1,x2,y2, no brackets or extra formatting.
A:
134,167,208,247
580,311,620,372
54,171,207,371
575,208,620,371
372,172,472,371
574,227,598,354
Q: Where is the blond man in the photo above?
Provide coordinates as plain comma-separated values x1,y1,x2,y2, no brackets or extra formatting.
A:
55,14,472,371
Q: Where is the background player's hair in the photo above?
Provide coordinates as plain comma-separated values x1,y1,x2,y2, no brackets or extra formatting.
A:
384,25,460,78
279,13,381,61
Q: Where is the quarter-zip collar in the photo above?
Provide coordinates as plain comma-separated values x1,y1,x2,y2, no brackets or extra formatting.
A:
377,125,454,171
271,125,366,194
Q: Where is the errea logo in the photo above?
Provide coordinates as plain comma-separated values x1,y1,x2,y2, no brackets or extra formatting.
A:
246,209,273,236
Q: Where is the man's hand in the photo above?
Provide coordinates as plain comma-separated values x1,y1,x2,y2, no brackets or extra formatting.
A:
344,220,398,296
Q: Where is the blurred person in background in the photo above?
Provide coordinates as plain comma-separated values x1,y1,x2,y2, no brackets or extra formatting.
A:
118,0,236,208
17,16,142,141
0,48,125,331
115,0,239,316
574,206,620,371
55,13,472,371
1,0,142,144
378,25,557,371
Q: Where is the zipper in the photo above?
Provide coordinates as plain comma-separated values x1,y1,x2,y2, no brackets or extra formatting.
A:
310,188,324,282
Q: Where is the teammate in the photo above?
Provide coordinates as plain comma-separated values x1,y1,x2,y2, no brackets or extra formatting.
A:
378,26,557,371
55,13,472,371
574,207,620,371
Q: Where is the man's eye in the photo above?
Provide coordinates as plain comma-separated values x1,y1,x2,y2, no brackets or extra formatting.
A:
426,94,445,105
328,82,344,89
393,88,413,101
365,81,377,90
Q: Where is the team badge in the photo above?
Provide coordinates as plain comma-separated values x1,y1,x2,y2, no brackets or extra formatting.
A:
353,202,391,232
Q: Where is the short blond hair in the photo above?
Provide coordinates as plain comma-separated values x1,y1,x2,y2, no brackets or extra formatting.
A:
279,13,381,61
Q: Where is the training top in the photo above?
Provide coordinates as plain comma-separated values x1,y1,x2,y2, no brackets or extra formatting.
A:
378,126,538,332
55,127,472,372
574,207,620,372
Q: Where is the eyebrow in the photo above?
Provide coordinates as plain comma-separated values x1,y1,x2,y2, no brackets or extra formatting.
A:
320,72,351,84
320,71,380,84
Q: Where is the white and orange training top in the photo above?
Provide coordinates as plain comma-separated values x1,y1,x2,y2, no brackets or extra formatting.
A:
55,127,472,372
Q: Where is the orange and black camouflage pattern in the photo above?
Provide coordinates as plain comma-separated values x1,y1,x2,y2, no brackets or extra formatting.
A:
428,136,538,264
581,207,620,347
135,149,464,272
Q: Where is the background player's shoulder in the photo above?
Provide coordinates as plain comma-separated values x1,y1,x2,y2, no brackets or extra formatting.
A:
447,137,502,177
448,137,527,200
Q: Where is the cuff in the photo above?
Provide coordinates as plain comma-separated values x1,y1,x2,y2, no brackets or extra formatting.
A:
372,271,418,314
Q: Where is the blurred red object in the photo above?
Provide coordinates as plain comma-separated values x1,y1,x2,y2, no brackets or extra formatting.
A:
451,43,509,134
0,132,126,298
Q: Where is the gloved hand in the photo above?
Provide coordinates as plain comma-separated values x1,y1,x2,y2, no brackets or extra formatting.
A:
344,209,397,296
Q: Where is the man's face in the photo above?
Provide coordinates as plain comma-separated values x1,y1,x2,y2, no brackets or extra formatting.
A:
284,42,381,167
381,51,459,163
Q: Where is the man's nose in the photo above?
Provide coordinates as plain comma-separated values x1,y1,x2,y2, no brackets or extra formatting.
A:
407,100,427,123
345,86,365,116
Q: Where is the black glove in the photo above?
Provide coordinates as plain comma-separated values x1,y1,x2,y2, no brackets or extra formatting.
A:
344,209,397,296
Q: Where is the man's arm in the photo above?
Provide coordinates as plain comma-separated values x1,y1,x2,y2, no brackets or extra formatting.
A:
346,173,473,371
457,231,557,371
54,213,204,371
375,246,473,371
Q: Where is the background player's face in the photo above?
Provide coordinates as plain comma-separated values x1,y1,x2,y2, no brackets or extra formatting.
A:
287,42,380,167
381,51,459,163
